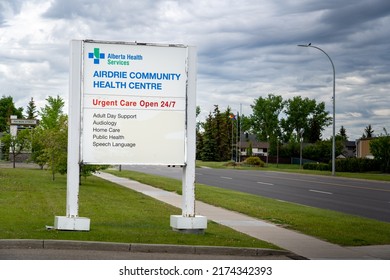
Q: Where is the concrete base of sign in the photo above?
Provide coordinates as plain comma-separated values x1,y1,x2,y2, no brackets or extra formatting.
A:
54,216,90,231
170,215,207,234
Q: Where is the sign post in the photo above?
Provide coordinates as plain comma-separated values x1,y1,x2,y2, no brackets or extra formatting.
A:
170,47,207,233
54,40,90,230
54,40,206,232
9,116,38,137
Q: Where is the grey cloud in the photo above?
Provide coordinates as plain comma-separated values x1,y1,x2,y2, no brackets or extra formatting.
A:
44,0,101,19
43,0,162,29
1,0,389,140
320,0,390,28
0,0,23,26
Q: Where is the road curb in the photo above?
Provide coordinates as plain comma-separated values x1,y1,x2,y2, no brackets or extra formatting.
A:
0,239,305,259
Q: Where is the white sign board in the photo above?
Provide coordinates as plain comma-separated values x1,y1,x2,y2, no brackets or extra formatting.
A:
81,41,187,165
54,40,205,232
10,119,38,126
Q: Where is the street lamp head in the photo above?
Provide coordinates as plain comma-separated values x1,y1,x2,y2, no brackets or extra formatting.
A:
297,43,311,47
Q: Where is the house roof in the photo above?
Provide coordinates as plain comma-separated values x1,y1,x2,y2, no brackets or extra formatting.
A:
237,134,269,149
239,141,269,149
345,141,356,148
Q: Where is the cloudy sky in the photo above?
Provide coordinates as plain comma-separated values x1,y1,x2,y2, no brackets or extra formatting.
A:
1,0,389,140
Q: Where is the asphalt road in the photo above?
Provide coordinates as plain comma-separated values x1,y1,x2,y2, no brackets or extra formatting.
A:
121,165,390,223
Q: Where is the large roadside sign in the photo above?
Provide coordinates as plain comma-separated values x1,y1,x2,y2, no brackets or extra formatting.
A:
54,40,205,232
81,41,187,165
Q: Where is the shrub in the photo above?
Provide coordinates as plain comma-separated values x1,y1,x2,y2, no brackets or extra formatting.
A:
224,160,238,167
244,156,265,167
303,162,330,171
335,158,381,173
304,159,382,173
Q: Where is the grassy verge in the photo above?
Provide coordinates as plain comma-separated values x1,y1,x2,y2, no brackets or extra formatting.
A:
108,169,390,247
0,168,277,249
197,160,390,182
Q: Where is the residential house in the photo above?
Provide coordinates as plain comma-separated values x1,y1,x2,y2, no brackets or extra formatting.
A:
340,140,356,158
356,138,374,159
237,134,269,157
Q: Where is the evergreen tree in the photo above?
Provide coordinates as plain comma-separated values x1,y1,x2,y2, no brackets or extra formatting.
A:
362,124,374,139
212,105,224,161
196,130,204,160
201,113,217,161
26,97,38,119
195,106,203,160
199,106,235,161
221,106,234,161
338,126,348,140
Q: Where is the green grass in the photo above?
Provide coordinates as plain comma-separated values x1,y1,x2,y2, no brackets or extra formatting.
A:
108,169,390,247
0,168,277,249
197,160,390,182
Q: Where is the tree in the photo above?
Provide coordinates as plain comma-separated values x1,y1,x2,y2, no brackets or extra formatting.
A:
281,96,314,142
338,126,348,140
370,128,390,173
196,106,201,130
250,94,284,157
199,106,234,161
33,96,67,180
212,105,231,161
39,95,65,130
246,141,253,157
224,107,236,161
240,114,252,134
362,124,374,139
303,139,343,163
25,97,38,119
40,115,68,180
1,129,32,168
307,102,332,143
250,94,284,142
200,112,217,161
281,96,331,143
30,127,47,169
31,95,106,179
196,106,204,160
0,95,23,132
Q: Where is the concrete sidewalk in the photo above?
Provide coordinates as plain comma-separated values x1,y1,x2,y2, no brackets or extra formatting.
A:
95,172,390,260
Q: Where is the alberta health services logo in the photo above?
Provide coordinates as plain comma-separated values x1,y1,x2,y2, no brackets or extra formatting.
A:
88,48,105,64
88,47,143,66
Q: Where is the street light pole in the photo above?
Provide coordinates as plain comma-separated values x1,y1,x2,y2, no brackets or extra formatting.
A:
298,44,336,176
299,128,304,169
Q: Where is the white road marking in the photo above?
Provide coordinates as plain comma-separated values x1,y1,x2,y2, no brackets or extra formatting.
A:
309,189,333,195
221,176,233,180
257,181,274,186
